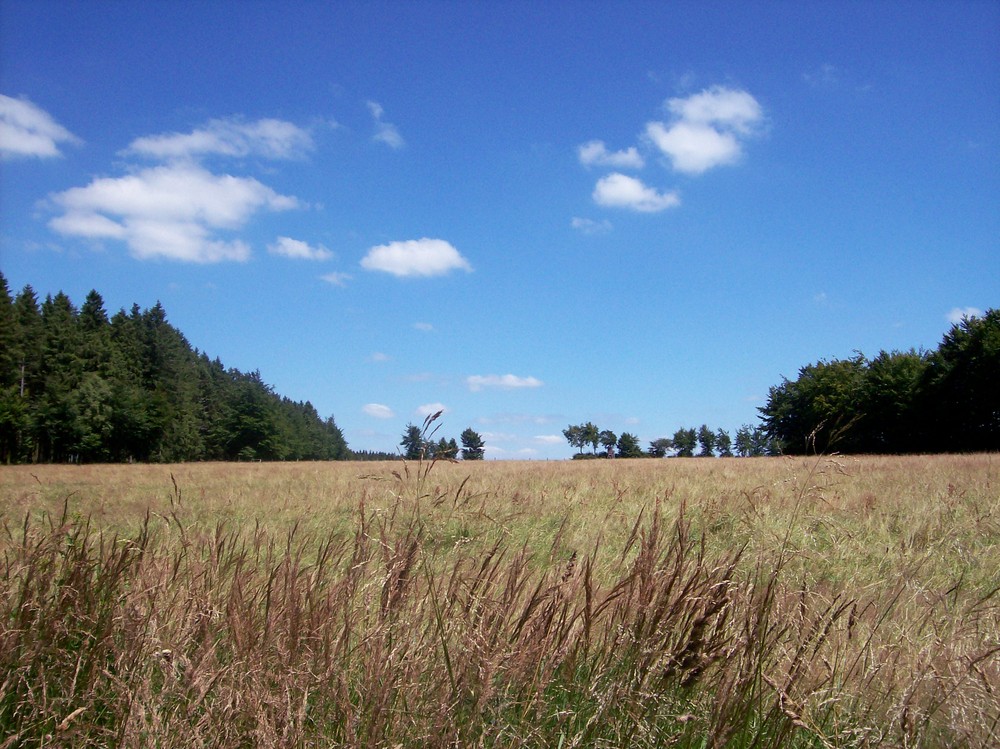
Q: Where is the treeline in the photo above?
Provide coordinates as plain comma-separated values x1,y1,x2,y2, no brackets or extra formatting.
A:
759,309,999,454
562,422,775,459
400,420,486,461
0,274,349,464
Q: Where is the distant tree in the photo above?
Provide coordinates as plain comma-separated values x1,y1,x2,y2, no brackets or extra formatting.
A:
430,436,458,459
400,423,425,460
697,424,717,457
616,432,645,458
562,424,586,455
599,429,617,457
460,427,485,460
715,428,733,457
735,424,777,457
647,437,672,458
673,427,697,457
582,421,600,454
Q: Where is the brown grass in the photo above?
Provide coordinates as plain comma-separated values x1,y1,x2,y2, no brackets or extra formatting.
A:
0,453,997,747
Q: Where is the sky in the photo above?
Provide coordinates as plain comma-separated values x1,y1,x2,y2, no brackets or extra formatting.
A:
1,0,997,459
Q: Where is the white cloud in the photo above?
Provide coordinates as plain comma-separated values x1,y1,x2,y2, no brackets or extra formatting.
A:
413,322,434,332
125,117,313,160
666,86,763,134
363,403,395,419
361,238,472,278
592,173,679,212
646,85,763,174
0,94,81,158
533,434,563,444
578,140,644,169
269,236,333,260
946,307,983,324
645,121,741,175
571,217,613,234
368,352,391,363
48,163,299,263
416,402,448,418
466,374,543,392
320,272,352,287
367,100,404,149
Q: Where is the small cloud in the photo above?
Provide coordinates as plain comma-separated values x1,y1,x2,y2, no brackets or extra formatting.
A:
0,94,81,159
533,434,563,444
578,140,644,169
646,85,763,175
482,431,517,443
813,291,829,306
803,63,839,88
320,272,352,287
363,403,395,419
367,100,404,149
413,322,434,332
946,307,983,324
571,217,613,235
368,352,391,363
467,374,543,392
593,173,679,212
416,402,448,417
269,236,333,260
125,117,314,161
361,238,472,278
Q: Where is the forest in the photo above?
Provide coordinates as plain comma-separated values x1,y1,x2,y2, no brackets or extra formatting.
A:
759,309,999,454
0,273,349,464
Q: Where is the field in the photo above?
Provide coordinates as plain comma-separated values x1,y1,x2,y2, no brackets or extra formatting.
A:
1,454,998,747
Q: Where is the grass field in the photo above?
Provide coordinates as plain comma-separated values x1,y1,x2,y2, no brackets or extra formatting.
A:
1,454,997,747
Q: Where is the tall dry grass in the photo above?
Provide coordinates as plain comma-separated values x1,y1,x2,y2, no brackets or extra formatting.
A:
0,453,997,747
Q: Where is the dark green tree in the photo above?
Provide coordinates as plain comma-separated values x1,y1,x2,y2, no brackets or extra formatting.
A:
0,281,351,464
860,349,928,453
400,423,425,460
697,424,716,457
616,432,645,458
460,427,485,460
673,427,697,457
919,310,1000,452
599,429,617,457
759,355,868,454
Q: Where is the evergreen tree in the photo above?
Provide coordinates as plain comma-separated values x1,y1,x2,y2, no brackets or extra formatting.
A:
616,432,644,458
0,281,351,463
460,427,485,460
715,428,733,457
400,423,424,460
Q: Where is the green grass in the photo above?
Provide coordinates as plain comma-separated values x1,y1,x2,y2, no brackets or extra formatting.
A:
0,454,997,747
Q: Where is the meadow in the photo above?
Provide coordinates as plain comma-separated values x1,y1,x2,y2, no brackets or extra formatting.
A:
1,454,997,747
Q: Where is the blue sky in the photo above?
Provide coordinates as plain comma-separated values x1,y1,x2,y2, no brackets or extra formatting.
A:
1,1,997,459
